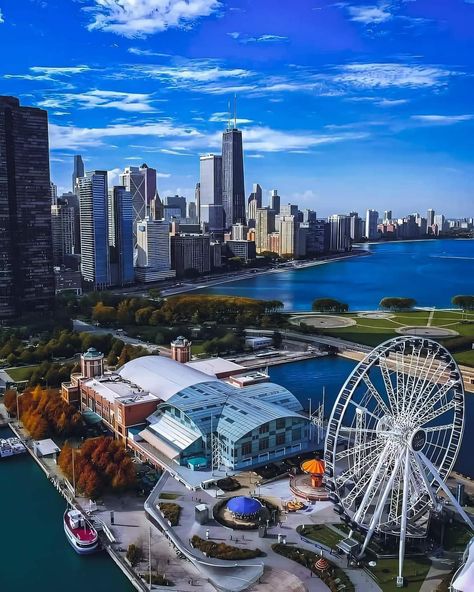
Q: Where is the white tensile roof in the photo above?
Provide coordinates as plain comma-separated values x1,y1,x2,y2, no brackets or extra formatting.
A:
453,538,474,592
186,357,244,376
118,355,218,401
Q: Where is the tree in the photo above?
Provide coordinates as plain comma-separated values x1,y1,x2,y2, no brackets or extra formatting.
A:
148,288,161,300
379,297,416,311
126,544,143,567
452,295,474,311
272,331,283,348
312,298,349,313
92,302,117,325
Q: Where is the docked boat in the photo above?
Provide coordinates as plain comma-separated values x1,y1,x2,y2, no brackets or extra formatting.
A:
0,437,27,458
63,508,99,554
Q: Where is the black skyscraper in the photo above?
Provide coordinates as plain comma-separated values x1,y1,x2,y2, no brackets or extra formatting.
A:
0,96,54,319
222,127,245,227
72,154,84,193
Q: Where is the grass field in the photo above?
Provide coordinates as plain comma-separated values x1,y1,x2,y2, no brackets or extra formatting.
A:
5,365,38,382
299,524,344,548
367,557,432,592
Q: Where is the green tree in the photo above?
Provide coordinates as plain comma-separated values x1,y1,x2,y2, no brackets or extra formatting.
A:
452,295,474,311
312,298,349,313
379,297,416,311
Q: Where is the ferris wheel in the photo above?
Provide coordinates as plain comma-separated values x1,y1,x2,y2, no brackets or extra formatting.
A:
324,336,473,586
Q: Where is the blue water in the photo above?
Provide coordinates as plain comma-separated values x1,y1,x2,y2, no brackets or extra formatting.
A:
270,356,474,477
199,239,474,311
0,427,133,592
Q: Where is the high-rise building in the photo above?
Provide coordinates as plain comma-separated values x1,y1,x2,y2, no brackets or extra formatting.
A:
280,203,298,218
200,204,225,236
302,218,329,256
365,209,379,240
187,201,197,222
50,182,58,205
60,191,81,254
171,234,211,278
255,208,275,253
427,208,436,227
51,199,76,266
108,186,134,286
164,195,187,218
349,212,363,242
328,214,352,252
72,155,84,193
231,223,249,241
195,182,201,221
135,218,175,283
270,189,280,214
150,192,164,220
120,164,157,243
278,215,305,258
383,210,392,223
247,183,262,226
0,96,54,319
78,170,110,290
302,209,317,224
199,154,222,208
222,125,245,227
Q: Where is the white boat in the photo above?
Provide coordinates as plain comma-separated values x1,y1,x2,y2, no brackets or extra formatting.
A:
63,508,99,554
0,437,27,458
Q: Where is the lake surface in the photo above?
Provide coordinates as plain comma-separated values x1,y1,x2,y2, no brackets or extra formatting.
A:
270,356,474,477
0,427,133,592
199,239,474,311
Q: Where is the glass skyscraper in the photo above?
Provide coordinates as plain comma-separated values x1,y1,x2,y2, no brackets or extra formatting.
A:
222,127,245,228
0,96,54,320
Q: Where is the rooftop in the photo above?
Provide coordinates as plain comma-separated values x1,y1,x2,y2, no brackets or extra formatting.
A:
83,375,158,405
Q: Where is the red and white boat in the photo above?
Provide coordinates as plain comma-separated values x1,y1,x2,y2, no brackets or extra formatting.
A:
63,508,99,554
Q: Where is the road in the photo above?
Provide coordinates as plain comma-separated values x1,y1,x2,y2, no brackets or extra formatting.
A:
73,320,171,357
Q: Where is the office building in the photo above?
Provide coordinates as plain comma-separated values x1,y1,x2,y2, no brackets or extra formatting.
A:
51,199,76,266
164,195,186,219
120,164,157,243
270,189,280,214
225,240,256,262
171,234,211,278
349,212,363,242
187,201,197,223
199,154,222,210
365,209,379,240
200,204,225,236
280,203,298,218
247,183,262,225
0,96,54,319
279,215,303,257
255,208,275,254
302,218,329,256
383,210,392,223
78,170,110,290
427,208,436,227
328,214,352,252
108,186,134,286
135,218,175,283
72,154,84,193
222,126,245,227
231,223,248,241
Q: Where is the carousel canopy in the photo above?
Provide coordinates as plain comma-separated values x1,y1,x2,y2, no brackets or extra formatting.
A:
226,496,262,516
301,459,325,475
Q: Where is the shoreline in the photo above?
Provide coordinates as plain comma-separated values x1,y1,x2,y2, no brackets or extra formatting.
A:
163,249,370,297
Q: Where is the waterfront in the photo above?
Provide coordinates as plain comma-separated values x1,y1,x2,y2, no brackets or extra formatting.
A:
198,239,474,311
270,355,474,478
0,427,133,592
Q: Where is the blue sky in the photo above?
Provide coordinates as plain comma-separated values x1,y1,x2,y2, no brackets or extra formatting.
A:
1,0,473,217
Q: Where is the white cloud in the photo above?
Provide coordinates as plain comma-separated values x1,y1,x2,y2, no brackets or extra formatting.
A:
376,98,409,107
411,114,474,125
228,32,288,44
107,168,121,187
128,47,170,57
209,112,253,124
157,172,171,177
160,148,193,155
84,0,221,38
334,63,454,89
135,62,252,84
0,8,4,24
39,90,157,112
347,4,393,25
4,65,90,81
49,121,201,150
247,154,264,158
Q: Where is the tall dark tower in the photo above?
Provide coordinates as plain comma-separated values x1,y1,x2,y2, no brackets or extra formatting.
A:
72,154,84,193
221,99,245,228
0,96,54,320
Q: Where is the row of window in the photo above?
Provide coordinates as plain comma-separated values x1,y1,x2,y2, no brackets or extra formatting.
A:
239,428,302,456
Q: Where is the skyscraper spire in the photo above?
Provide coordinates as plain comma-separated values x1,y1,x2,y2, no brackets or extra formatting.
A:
234,93,237,129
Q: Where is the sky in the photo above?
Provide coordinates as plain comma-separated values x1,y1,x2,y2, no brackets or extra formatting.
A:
1,0,473,217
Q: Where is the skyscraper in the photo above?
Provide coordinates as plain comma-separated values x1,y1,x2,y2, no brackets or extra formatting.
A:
328,214,352,252
365,209,379,240
0,96,54,320
222,125,245,227
255,207,275,253
200,154,222,208
247,183,262,225
270,189,280,214
120,164,157,243
108,186,134,286
427,208,436,227
51,199,76,266
78,170,110,290
135,218,175,283
72,155,84,193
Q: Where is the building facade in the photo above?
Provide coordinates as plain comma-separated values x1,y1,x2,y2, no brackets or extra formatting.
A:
135,218,175,283
108,186,134,286
365,209,379,240
328,214,352,252
222,127,245,227
171,234,211,278
0,96,55,319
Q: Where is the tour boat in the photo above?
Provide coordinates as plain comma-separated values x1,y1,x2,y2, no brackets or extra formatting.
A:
0,437,27,458
63,508,99,554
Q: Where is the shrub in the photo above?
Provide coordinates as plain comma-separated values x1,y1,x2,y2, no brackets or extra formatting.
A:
379,297,416,311
126,544,143,567
191,536,263,560
159,503,181,526
452,295,474,311
312,298,348,313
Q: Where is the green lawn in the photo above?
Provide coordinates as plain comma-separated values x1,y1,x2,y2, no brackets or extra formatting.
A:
5,365,38,382
442,523,472,552
454,350,474,366
367,557,432,592
298,524,344,548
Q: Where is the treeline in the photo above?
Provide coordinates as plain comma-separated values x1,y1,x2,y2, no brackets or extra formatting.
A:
4,387,85,440
58,437,136,499
89,294,285,328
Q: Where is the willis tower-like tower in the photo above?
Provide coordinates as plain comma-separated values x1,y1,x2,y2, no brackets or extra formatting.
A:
221,98,245,228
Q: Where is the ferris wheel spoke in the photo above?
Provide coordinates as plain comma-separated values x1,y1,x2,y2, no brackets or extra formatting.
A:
423,424,453,433
415,385,456,425
402,343,423,414
347,399,383,422
378,356,398,414
405,348,439,415
337,442,386,487
335,436,381,461
360,374,391,416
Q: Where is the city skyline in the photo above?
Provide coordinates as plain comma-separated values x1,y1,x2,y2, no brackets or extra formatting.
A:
1,1,473,216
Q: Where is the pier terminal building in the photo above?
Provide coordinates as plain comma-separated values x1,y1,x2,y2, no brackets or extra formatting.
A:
62,346,312,472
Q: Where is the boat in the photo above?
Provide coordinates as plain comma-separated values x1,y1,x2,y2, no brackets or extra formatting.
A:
0,437,27,458
63,508,99,554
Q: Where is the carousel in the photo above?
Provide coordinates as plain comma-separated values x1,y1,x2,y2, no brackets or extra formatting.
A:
289,458,329,501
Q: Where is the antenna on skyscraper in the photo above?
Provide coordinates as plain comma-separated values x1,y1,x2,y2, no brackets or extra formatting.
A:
234,93,237,129
227,98,232,130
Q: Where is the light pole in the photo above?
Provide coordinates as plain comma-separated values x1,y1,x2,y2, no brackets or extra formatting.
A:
16,391,24,425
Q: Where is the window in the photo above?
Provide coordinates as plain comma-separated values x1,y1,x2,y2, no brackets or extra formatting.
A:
259,423,269,434
292,428,302,441
241,442,252,455
276,433,286,446
259,438,269,451
276,418,285,430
